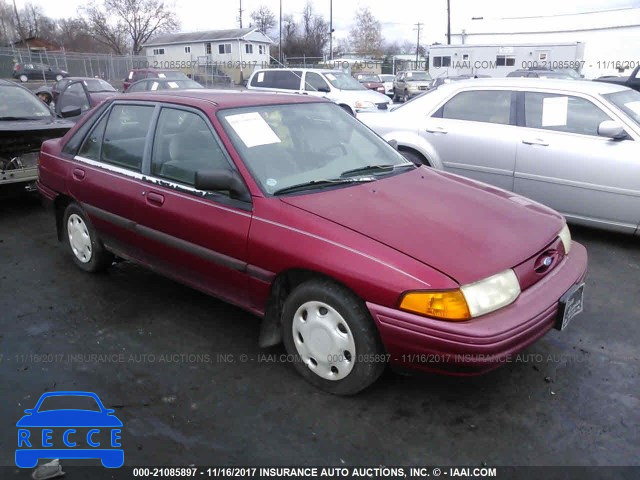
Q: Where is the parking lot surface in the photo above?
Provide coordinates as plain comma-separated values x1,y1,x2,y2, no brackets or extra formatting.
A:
0,193,638,467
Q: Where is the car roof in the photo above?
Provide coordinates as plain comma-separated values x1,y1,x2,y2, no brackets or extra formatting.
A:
252,68,344,74
114,89,329,109
439,77,629,94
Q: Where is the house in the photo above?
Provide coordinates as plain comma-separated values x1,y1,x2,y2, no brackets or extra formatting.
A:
429,43,585,78
143,28,273,84
10,37,60,51
449,7,640,78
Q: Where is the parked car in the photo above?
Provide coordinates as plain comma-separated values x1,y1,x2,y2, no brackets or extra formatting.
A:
123,68,190,91
379,74,395,97
393,70,432,102
353,73,386,94
247,68,391,115
125,78,204,93
37,90,587,394
507,69,579,80
49,77,116,105
429,74,491,89
594,65,640,92
0,80,73,191
359,77,640,235
54,78,118,122
12,62,69,82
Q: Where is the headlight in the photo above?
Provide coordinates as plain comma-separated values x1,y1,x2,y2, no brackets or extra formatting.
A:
354,100,375,109
558,223,572,254
399,269,521,321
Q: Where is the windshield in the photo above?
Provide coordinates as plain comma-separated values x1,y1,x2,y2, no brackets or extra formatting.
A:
37,395,101,412
83,79,117,92
322,72,366,90
603,89,640,127
218,102,411,195
0,85,52,119
379,75,395,82
405,71,432,81
358,74,381,82
157,71,189,79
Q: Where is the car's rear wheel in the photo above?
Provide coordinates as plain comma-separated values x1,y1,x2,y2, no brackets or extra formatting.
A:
19,74,28,82
63,203,113,273
402,90,410,103
281,279,386,395
392,90,399,102
55,74,63,81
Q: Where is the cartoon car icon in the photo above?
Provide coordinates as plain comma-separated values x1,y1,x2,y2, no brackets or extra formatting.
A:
16,391,124,468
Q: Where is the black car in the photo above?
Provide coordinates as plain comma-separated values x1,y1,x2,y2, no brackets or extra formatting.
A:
0,80,73,190
125,78,204,93
594,65,640,93
12,62,70,83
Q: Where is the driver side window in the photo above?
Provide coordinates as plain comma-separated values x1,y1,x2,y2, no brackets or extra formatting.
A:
151,108,231,186
58,82,90,115
304,72,329,92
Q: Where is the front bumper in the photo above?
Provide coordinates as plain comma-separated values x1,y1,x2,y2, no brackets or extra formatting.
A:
367,241,588,375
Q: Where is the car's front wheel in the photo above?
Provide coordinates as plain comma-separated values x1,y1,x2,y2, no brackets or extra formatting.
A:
19,74,28,82
55,74,63,81
63,203,113,273
281,279,386,395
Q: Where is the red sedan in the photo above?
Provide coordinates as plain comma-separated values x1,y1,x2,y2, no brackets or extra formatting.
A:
37,91,587,394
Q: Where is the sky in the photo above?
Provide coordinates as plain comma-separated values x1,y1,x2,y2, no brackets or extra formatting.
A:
14,0,640,46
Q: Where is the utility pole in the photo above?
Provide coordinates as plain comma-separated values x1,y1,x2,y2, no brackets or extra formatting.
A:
279,0,282,63
414,23,423,67
447,0,451,44
238,0,243,29
329,0,333,60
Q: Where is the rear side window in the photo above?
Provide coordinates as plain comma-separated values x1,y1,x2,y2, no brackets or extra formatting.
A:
524,92,611,136
78,114,108,160
438,90,512,125
250,70,302,90
101,105,155,170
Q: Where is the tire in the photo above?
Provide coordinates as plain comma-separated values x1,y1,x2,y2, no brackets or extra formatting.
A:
400,149,427,166
340,104,354,116
63,203,113,273
402,91,410,103
392,89,399,102
55,74,63,81
281,279,386,395
19,74,28,83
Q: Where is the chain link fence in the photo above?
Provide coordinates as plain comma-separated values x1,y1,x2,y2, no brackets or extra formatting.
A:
0,47,154,86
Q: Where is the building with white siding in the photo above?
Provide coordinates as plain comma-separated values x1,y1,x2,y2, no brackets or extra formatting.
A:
447,7,640,78
143,28,273,84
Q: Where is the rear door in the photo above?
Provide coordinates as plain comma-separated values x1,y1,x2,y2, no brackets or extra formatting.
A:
136,105,252,306
423,88,518,190
69,102,156,256
514,90,640,233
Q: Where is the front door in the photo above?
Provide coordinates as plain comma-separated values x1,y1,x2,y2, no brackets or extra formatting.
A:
137,105,252,306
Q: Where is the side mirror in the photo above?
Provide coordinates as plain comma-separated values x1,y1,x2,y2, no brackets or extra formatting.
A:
60,105,82,118
597,120,627,140
387,139,399,150
195,169,250,202
318,86,330,93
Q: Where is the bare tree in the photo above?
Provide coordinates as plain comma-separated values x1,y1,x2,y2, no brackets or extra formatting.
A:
80,0,179,55
349,7,384,57
250,5,275,36
280,2,328,59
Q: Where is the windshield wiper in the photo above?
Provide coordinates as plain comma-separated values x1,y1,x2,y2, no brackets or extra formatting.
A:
273,177,376,196
340,163,415,178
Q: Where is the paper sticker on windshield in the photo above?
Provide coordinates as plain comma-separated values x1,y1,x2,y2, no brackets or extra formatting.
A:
257,72,265,82
542,96,568,127
158,73,166,78
625,101,640,116
151,82,159,91
168,82,179,88
226,112,282,148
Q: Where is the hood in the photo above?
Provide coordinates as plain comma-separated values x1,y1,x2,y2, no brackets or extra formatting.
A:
406,80,431,88
0,118,73,156
280,168,564,285
329,88,391,104
362,82,384,89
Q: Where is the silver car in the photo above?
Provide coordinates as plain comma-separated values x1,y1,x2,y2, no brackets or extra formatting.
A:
359,78,640,235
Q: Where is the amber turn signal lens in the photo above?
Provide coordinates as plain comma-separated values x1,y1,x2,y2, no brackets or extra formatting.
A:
399,290,471,321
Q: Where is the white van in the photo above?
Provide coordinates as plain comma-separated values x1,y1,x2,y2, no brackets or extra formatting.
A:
246,68,392,115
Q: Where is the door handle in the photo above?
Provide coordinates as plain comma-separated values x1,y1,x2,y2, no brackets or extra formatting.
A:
425,127,448,134
522,138,549,146
72,168,85,180
146,192,165,206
